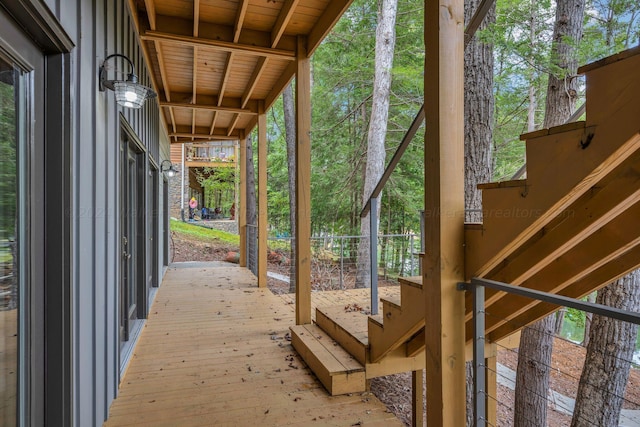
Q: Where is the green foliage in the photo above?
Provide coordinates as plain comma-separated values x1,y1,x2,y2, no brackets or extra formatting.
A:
196,167,236,212
170,219,239,245
565,307,586,328
259,0,640,239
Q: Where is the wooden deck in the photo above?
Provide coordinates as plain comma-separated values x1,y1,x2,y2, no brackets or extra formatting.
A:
104,263,402,426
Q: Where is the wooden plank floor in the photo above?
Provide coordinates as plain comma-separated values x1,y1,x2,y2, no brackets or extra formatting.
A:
105,264,402,426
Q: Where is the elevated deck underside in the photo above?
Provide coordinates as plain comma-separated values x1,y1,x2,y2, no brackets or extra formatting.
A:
104,263,400,426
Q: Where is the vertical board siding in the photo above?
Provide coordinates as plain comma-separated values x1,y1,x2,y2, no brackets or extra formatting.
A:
36,0,167,425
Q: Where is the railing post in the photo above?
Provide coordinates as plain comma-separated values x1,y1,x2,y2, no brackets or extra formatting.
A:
340,237,344,289
370,197,379,315
410,234,415,276
473,281,486,427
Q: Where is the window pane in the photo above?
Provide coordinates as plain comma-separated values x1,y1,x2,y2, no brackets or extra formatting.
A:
0,57,18,425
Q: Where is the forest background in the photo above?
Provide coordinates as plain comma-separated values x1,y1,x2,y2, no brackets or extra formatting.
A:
255,0,640,240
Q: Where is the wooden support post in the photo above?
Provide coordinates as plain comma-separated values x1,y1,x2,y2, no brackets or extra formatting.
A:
423,0,466,426
486,345,497,426
412,370,424,427
258,101,268,287
295,36,312,325
239,137,247,267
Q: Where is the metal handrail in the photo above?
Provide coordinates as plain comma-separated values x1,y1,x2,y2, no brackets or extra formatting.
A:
460,277,640,427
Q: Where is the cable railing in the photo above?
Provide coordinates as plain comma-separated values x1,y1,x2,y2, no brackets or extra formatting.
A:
246,223,258,276
460,277,640,427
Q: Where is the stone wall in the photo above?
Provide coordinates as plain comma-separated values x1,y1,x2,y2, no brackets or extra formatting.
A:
169,166,189,220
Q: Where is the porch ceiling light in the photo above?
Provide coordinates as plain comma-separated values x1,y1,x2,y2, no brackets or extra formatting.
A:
161,160,177,178
99,53,156,109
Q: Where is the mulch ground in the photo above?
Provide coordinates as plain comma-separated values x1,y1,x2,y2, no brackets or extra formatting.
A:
170,229,640,426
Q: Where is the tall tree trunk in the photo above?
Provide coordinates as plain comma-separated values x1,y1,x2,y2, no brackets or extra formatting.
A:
463,0,495,423
514,1,585,425
354,0,398,288
571,271,640,427
283,83,297,293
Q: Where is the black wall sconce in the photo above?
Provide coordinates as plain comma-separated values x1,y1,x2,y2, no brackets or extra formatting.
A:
99,53,156,109
160,160,177,178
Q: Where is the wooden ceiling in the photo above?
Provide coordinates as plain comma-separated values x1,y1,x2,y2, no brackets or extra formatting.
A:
129,0,353,143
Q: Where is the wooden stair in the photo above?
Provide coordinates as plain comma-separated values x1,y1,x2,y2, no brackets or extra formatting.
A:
290,284,425,395
291,46,640,395
289,324,366,395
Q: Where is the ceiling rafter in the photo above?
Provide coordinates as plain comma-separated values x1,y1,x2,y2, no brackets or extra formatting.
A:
159,100,257,115
271,0,299,48
227,114,241,137
307,0,353,56
170,132,241,141
143,0,156,31
234,0,250,43
141,31,296,60
142,0,178,141
209,111,218,136
218,52,234,107
241,57,269,109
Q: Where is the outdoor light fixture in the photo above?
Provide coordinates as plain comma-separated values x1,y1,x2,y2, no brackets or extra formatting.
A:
160,160,177,178
99,53,156,109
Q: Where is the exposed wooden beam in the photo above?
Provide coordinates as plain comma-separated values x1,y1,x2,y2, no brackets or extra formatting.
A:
271,0,299,48
141,31,296,60
159,101,257,115
234,0,249,43
168,107,177,141
265,61,296,111
128,0,177,142
193,0,200,37
241,57,269,108
143,0,156,30
295,36,312,325
153,15,297,52
487,242,640,342
480,203,640,337
218,52,235,107
227,114,241,137
209,111,218,135
307,0,354,56
170,132,241,140
423,0,466,426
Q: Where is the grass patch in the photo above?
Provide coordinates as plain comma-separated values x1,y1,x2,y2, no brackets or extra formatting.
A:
170,219,239,246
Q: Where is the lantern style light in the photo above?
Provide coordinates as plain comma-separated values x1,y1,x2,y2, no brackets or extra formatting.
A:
99,53,156,109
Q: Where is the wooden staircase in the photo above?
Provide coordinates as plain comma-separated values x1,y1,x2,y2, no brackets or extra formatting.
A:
291,46,640,396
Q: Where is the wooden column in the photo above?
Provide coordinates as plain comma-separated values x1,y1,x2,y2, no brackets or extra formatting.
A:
412,370,424,427
258,101,268,287
423,0,466,425
295,36,312,325
239,136,247,267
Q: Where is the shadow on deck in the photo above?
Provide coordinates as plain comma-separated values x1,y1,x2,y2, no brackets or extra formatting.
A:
104,263,401,426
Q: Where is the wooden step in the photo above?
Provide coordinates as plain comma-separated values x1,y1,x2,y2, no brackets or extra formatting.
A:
397,276,422,289
580,46,640,132
315,306,368,365
290,324,366,396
